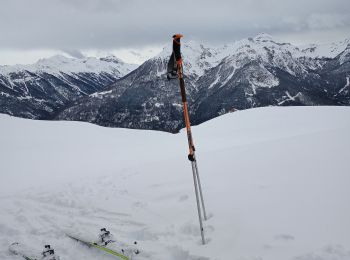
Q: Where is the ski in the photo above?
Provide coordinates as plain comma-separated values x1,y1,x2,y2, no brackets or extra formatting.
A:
9,242,59,260
67,228,139,260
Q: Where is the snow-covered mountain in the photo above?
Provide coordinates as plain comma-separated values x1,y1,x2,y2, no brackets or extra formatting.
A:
300,38,350,58
57,34,350,132
1,106,350,260
0,55,137,119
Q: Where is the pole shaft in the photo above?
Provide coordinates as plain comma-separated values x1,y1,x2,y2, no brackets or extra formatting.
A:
193,160,207,221
191,161,205,244
178,68,195,158
177,63,207,244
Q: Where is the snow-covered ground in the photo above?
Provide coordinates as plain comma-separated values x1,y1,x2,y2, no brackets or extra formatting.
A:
0,107,349,260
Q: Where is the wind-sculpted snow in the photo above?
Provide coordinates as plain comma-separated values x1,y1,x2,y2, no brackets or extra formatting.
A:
0,106,350,260
58,34,350,132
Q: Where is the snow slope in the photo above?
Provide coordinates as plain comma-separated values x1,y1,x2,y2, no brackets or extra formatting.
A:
0,107,350,260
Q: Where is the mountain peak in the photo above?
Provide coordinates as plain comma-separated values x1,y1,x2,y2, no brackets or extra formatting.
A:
254,33,274,42
99,55,124,64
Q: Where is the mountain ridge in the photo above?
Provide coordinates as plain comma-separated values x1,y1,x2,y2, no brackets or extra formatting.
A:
1,34,349,132
0,55,137,119
56,34,350,132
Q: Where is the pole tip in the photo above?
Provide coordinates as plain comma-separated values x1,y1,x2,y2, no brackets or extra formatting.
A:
173,34,183,39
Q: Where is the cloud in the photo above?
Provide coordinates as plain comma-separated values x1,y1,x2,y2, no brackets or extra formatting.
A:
62,49,85,59
0,0,349,51
306,13,350,30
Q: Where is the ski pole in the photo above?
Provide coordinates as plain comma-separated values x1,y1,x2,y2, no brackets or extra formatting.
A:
171,34,207,244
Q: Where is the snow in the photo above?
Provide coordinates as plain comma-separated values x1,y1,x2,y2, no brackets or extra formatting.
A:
0,92,11,97
339,46,350,65
208,75,220,89
300,38,350,59
218,69,236,89
154,33,336,83
0,55,138,78
253,32,274,42
155,40,245,78
278,91,303,105
0,106,350,260
155,35,349,75
248,65,280,94
90,90,113,98
338,77,350,95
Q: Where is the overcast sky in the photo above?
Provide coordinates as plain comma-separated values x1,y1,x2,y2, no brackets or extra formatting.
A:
0,0,349,64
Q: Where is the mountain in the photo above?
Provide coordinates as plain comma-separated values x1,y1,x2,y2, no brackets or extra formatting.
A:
57,34,350,132
300,38,350,58
0,55,137,119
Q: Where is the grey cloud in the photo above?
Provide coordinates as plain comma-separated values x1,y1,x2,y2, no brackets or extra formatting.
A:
306,13,350,30
0,0,349,50
62,49,85,58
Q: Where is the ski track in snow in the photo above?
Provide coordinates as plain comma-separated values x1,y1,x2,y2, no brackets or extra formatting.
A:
1,107,350,260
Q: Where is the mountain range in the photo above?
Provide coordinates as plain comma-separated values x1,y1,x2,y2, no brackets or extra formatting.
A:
0,55,137,119
1,33,349,132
